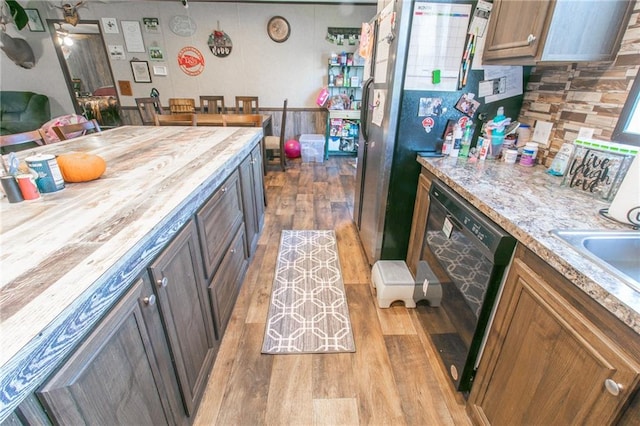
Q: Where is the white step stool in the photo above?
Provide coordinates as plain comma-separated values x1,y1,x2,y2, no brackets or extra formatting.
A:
371,260,442,309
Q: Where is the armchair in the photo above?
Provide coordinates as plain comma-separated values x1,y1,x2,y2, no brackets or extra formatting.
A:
0,91,51,135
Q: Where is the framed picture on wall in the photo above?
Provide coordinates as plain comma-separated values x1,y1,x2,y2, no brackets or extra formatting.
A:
25,9,45,32
121,20,145,53
143,17,160,33
149,46,164,61
153,65,168,76
109,45,126,60
130,60,152,83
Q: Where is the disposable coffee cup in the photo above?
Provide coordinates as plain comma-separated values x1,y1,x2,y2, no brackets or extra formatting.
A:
16,173,40,200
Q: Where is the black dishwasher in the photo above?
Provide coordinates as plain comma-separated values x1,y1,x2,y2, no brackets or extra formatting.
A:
419,179,516,394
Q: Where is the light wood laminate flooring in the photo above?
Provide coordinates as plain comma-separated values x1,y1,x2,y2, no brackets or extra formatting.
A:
194,157,471,425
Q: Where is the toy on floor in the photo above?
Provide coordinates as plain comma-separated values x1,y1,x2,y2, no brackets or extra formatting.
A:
284,139,301,158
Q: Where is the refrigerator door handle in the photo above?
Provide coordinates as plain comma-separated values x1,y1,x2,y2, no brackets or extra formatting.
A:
360,77,374,141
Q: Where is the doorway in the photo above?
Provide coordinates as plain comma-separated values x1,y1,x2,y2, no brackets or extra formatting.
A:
47,19,121,127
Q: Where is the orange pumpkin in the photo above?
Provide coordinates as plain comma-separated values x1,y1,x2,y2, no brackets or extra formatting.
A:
56,152,106,183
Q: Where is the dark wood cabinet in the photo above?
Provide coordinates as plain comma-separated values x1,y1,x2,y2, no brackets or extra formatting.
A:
1,395,51,426
468,245,640,425
209,227,248,336
239,144,265,257
406,168,434,276
149,219,217,417
196,170,244,280
37,275,185,425
17,142,265,425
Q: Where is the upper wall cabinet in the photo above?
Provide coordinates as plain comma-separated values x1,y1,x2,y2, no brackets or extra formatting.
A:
483,0,633,64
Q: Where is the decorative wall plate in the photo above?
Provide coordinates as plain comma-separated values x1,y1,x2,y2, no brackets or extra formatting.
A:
267,16,290,43
177,46,205,76
169,15,197,37
208,30,233,57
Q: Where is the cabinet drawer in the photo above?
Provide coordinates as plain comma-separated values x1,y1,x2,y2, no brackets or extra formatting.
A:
209,227,248,336
196,170,244,279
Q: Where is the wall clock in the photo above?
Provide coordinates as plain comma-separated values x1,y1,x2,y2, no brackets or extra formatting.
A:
267,16,290,43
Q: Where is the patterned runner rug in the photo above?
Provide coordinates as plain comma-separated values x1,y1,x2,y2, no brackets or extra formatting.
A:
262,230,355,354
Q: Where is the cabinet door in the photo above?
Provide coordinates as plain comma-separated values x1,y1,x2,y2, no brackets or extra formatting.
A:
149,220,217,417
406,169,433,275
239,154,257,256
251,144,265,233
209,227,248,336
483,0,552,63
37,276,177,425
239,145,265,257
196,170,244,279
484,0,632,64
3,394,51,425
469,252,640,425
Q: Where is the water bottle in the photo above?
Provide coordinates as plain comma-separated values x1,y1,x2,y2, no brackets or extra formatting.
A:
442,134,453,155
490,106,506,159
459,122,474,157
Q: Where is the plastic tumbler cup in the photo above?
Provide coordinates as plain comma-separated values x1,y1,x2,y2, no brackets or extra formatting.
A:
1,175,24,203
488,134,504,159
16,174,40,200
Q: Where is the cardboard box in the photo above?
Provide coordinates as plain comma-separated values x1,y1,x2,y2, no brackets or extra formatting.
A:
300,134,325,163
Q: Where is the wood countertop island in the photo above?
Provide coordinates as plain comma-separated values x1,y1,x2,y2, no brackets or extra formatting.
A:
0,126,263,419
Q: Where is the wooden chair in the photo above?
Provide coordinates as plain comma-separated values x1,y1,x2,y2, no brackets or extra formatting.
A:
135,97,164,125
195,114,224,126
169,98,196,114
199,96,225,114
264,99,288,171
154,113,197,126
222,114,262,127
235,96,259,114
0,129,47,154
52,119,102,141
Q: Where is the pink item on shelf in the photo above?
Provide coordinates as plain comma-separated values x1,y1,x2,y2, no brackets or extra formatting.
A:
316,87,329,107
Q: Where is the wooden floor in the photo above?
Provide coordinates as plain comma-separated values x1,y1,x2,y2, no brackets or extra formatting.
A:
194,156,471,426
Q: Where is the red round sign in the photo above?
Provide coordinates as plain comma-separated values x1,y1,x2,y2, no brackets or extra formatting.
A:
177,46,205,76
421,117,435,133
421,117,434,127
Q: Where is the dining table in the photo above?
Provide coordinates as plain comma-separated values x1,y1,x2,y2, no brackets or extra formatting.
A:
195,113,273,174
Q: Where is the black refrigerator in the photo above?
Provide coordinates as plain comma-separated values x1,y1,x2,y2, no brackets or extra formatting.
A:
354,0,528,265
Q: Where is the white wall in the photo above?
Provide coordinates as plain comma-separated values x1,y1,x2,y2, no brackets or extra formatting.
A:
1,1,375,118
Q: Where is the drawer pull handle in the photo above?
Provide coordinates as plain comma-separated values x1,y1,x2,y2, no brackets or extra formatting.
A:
605,379,622,396
527,34,537,44
230,248,236,254
221,187,227,193
157,277,168,288
143,295,156,306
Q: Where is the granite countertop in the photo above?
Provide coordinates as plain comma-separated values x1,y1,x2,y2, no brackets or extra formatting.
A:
417,155,639,335
0,126,262,419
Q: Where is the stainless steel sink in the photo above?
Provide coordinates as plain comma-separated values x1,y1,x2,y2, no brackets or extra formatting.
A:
551,230,640,292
